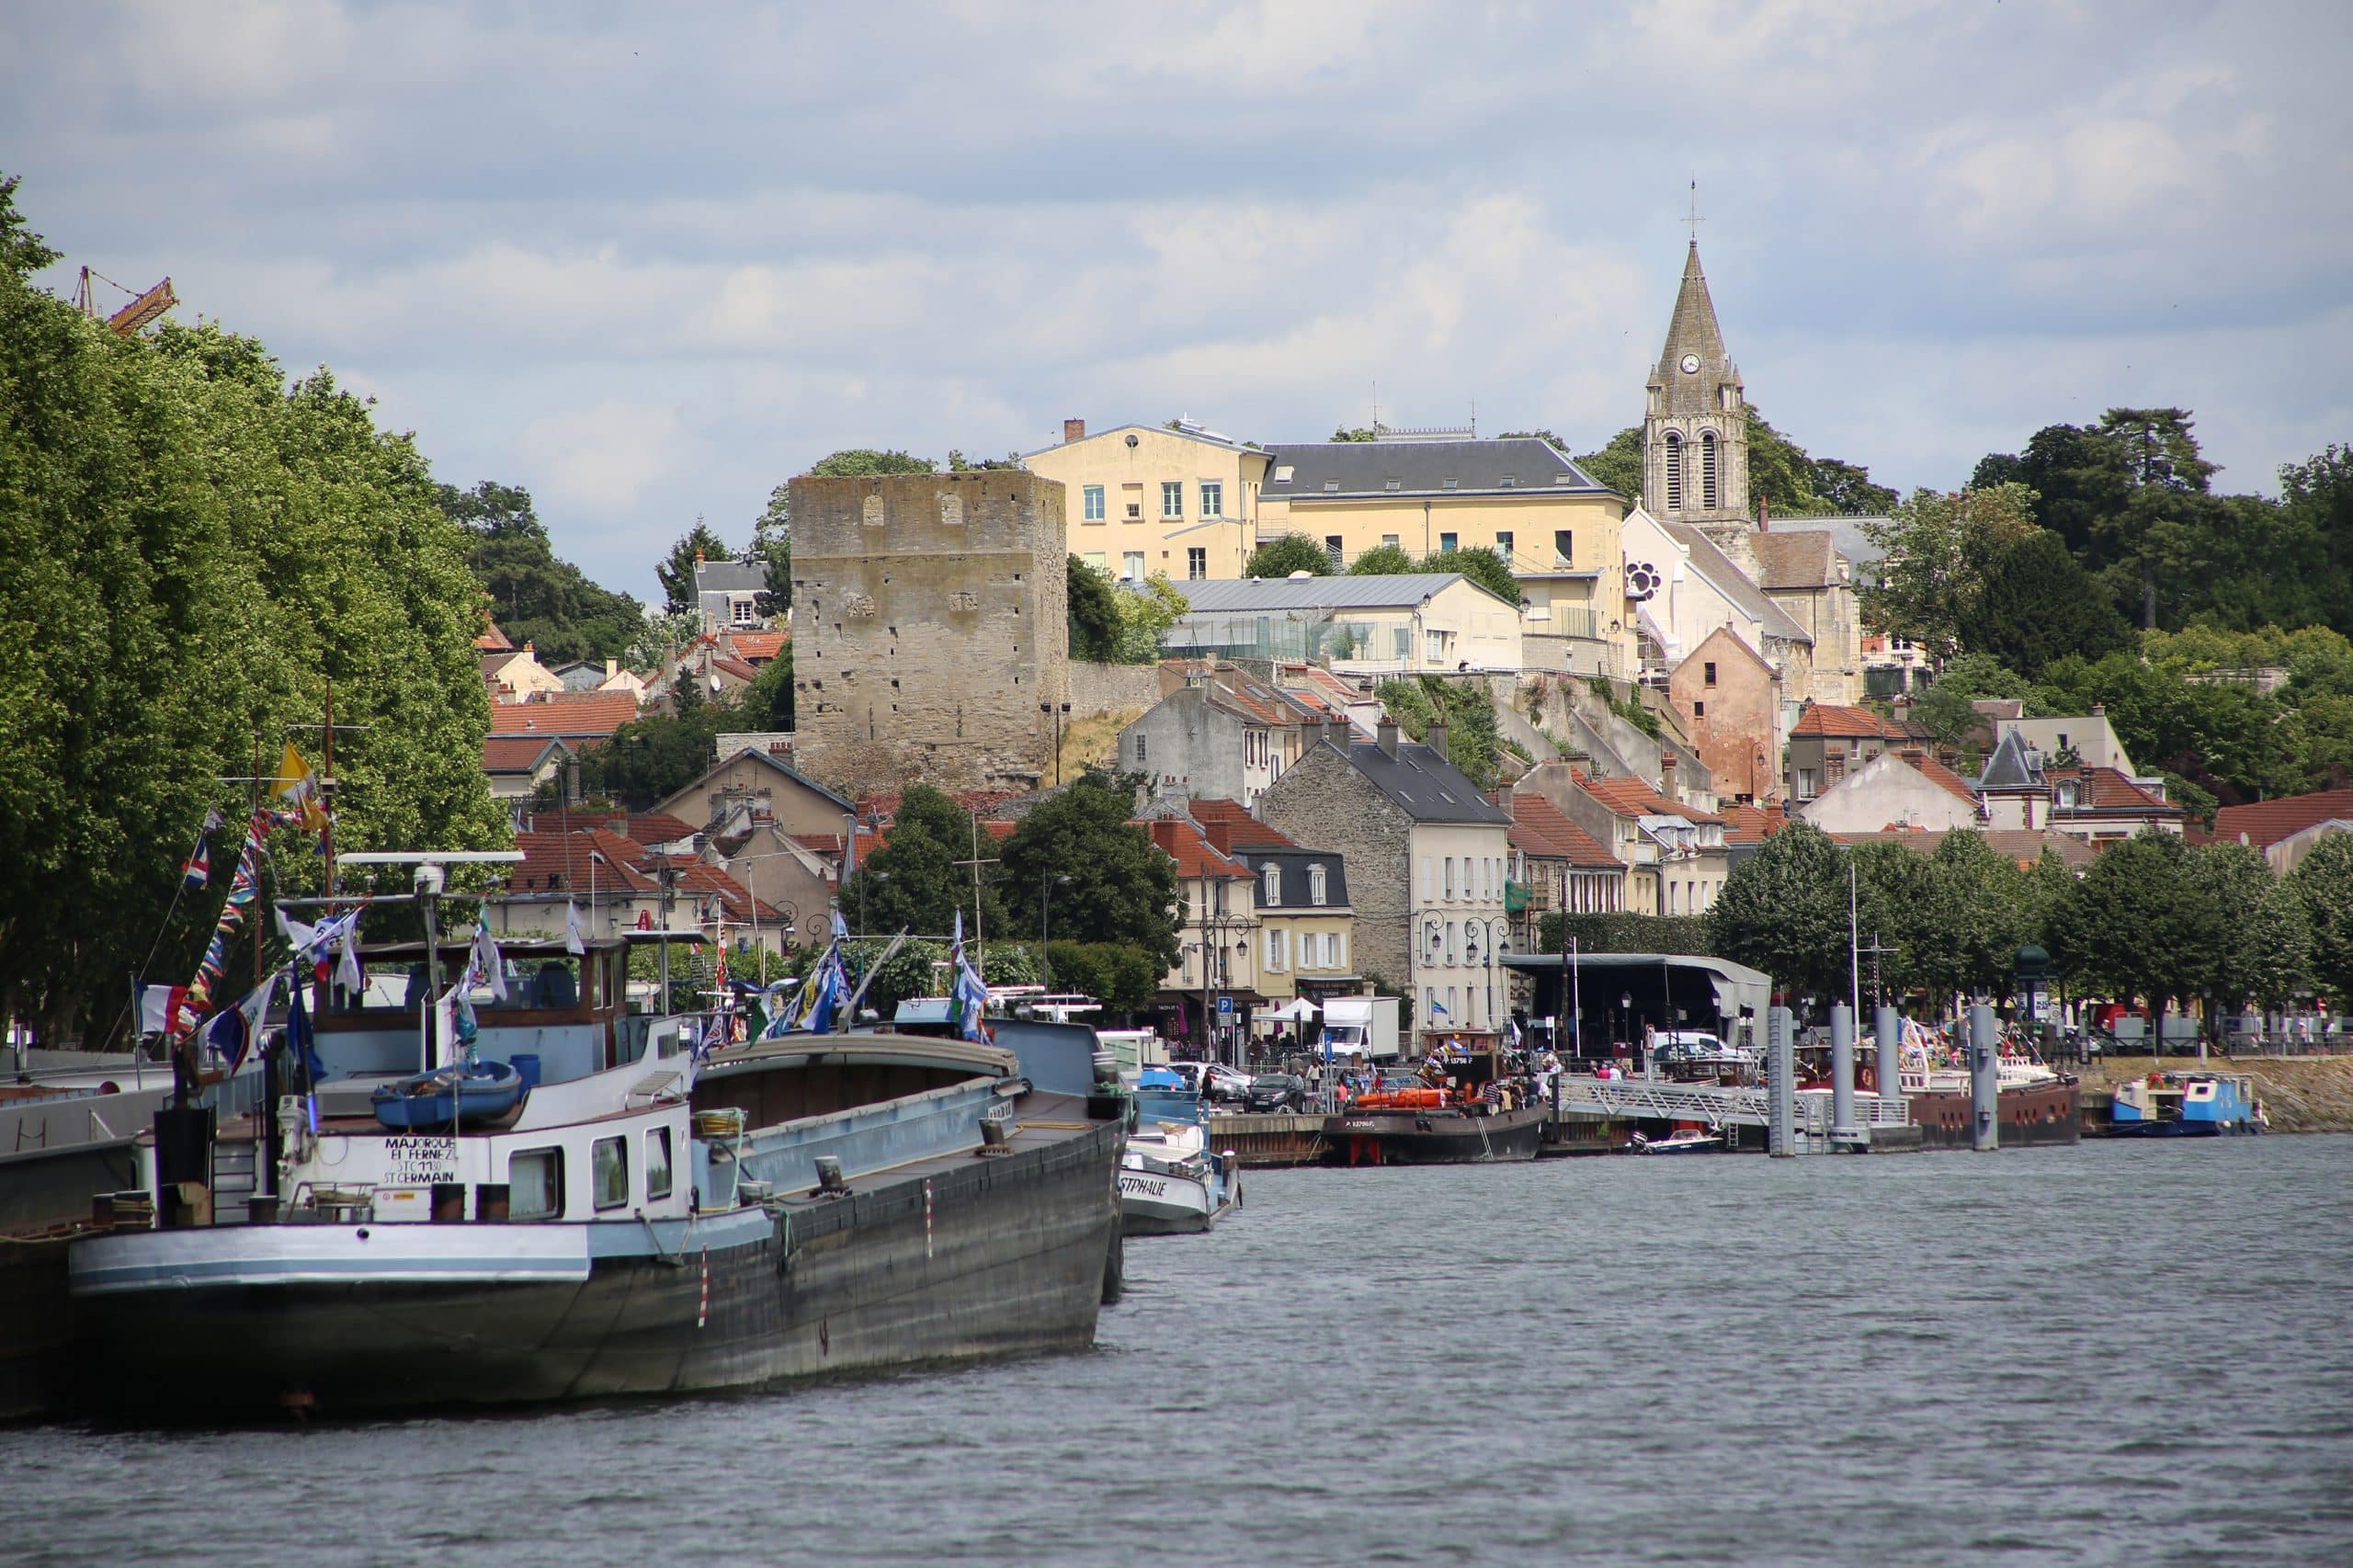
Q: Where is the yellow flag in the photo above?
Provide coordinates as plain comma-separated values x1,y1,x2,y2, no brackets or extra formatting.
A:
272,742,329,831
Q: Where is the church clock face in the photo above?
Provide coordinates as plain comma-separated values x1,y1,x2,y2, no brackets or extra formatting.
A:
1679,353,1700,374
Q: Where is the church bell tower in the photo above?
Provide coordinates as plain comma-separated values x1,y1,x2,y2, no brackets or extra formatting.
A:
1643,241,1750,551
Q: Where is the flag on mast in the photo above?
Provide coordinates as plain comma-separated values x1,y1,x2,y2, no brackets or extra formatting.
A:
270,742,330,833
564,899,585,956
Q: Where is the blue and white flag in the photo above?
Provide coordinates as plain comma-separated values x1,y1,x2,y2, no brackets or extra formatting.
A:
947,909,990,1043
202,971,282,1074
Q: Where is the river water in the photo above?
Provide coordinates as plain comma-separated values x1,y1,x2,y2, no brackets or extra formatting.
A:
5,1135,2348,1566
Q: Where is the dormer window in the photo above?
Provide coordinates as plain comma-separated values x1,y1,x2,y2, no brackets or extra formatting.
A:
1309,864,1327,905
2056,780,2079,809
1262,864,1281,904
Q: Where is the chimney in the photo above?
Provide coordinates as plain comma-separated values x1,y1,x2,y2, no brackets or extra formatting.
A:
605,657,618,679
1756,495,1769,531
523,640,535,655
694,548,705,563
1378,718,1400,758
1899,745,1927,767
1661,751,1677,801
1063,417,1086,445
2090,701,2106,717
1427,719,1449,757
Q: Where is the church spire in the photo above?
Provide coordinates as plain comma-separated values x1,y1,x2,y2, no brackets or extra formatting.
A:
1654,242,1731,413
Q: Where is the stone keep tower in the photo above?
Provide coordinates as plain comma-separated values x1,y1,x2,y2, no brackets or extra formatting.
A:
790,471,1071,798
1643,241,1750,554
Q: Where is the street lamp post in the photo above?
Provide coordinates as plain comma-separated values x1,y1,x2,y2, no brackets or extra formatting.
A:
1040,873,1072,990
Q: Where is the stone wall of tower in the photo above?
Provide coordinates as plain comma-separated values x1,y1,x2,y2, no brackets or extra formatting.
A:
790,471,1071,799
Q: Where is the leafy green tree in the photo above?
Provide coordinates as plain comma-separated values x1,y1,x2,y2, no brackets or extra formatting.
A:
1852,839,1959,1002
1711,821,1852,1002
1110,574,1187,664
2289,834,2353,1009
859,938,947,1017
0,239,505,1041
1969,528,2134,678
1995,423,2132,559
744,642,792,732
1043,939,1161,1014
2045,831,2200,1017
1245,533,1334,577
2278,445,2353,635
1910,653,2034,753
2089,407,2216,629
1498,428,1565,447
1331,426,1379,442
1376,675,1503,787
1573,426,1643,499
1066,555,1123,662
750,484,790,613
2184,842,2308,1033
0,171,60,276
626,608,702,671
1930,830,2035,1000
585,683,749,810
998,774,1179,971
437,479,646,663
1860,483,2040,660
1809,458,1899,516
654,518,732,616
811,448,936,479
1744,405,1825,516
841,784,1006,940
1347,543,1416,577
1424,546,1523,607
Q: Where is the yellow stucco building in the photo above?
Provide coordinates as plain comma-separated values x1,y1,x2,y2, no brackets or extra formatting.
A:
1020,418,1272,583
1255,436,1634,676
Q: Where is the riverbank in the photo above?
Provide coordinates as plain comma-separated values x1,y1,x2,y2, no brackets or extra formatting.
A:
2076,1053,2353,1132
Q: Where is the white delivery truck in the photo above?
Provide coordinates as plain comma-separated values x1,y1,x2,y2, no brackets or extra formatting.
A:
1317,994,1401,1062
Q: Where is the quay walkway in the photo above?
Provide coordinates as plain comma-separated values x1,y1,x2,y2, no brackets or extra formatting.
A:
1552,1074,1911,1140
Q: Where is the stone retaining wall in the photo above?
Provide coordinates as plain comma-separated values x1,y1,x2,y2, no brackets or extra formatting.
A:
2075,1054,2353,1132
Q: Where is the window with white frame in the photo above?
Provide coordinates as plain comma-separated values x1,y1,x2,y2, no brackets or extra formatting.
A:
1083,484,1106,521
1444,857,1455,899
1162,481,1183,519
1188,548,1207,580
1308,864,1327,905
732,597,758,626
1199,481,1224,517
1333,932,1347,970
1265,927,1285,971
1262,863,1280,905
1123,550,1144,580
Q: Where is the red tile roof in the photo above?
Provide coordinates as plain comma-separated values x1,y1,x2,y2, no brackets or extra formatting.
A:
2211,790,2353,850
1575,773,1725,824
615,812,699,846
488,691,642,738
1147,817,1252,880
1719,801,1788,845
508,826,777,919
1790,702,1905,740
711,654,762,683
482,735,570,773
2049,767,2181,815
1893,748,1982,807
1188,798,1297,852
476,622,513,651
1505,793,1620,868
728,630,788,663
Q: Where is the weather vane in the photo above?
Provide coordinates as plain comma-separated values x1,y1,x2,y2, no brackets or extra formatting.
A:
1684,179,1704,244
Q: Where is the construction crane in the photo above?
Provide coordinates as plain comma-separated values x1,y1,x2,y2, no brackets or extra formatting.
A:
74,265,177,337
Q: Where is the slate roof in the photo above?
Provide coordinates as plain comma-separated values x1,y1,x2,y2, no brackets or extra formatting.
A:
1325,737,1511,824
1660,522,1813,644
1172,573,1512,614
1653,243,1731,407
1975,728,2046,791
1261,437,1609,500
1019,421,1262,461
2211,790,2353,851
1504,792,1620,868
1165,660,1323,727
665,746,855,815
1750,530,1840,590
1228,845,1352,910
693,559,769,595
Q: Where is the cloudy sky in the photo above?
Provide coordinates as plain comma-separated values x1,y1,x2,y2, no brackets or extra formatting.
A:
6,1,2347,599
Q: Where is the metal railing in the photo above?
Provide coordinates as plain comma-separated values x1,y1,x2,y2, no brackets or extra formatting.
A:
1553,1074,1909,1131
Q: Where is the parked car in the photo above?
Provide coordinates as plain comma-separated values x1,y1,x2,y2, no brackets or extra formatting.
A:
1245,1074,1307,1114
1200,1064,1255,1106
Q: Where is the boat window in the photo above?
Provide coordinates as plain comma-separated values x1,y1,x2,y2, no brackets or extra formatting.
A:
592,1136,630,1210
510,1148,564,1221
645,1126,675,1202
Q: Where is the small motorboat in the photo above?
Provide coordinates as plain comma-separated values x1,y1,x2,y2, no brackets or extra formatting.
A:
370,1061,527,1131
1630,1128,1722,1155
